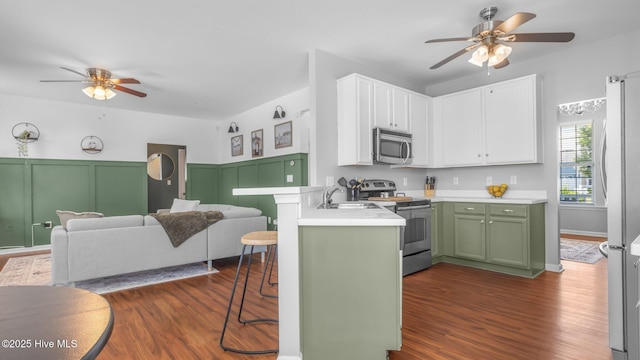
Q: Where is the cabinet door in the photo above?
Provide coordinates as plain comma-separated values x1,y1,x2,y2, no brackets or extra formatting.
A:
392,88,409,132
373,82,392,130
440,90,483,167
487,216,529,268
408,93,428,166
484,77,537,164
431,203,442,258
337,75,373,166
453,214,486,261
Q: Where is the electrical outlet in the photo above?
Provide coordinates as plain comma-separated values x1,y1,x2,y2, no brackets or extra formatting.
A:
453,177,459,185
486,176,493,186
286,174,293,183
510,175,517,184
44,221,53,229
326,176,334,186
267,217,272,224
403,177,408,186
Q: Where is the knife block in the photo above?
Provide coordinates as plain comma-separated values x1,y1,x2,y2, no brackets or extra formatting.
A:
424,185,435,198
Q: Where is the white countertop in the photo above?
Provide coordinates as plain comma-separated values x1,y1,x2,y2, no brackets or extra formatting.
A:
402,189,548,205
298,204,405,227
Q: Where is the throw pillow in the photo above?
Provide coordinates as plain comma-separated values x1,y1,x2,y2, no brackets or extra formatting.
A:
169,198,200,213
56,210,104,230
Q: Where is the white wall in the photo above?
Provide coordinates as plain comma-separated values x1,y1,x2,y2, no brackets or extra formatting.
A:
0,94,217,164
423,29,640,268
216,87,310,164
308,49,430,196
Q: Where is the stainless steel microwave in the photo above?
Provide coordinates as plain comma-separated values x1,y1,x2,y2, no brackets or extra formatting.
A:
373,127,412,165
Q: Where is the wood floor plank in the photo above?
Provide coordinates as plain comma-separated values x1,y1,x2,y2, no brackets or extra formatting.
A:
0,250,612,360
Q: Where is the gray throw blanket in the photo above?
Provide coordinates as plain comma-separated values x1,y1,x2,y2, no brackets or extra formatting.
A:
150,210,223,247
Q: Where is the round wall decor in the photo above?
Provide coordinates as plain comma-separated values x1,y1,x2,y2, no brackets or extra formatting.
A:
12,122,40,142
81,135,104,154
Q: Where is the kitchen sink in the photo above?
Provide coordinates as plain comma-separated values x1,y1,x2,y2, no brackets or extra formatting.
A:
319,202,380,210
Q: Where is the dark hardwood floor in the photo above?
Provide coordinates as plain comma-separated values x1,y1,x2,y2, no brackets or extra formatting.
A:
0,250,611,360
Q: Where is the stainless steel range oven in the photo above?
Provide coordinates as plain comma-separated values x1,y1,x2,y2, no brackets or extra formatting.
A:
395,200,432,276
354,179,432,276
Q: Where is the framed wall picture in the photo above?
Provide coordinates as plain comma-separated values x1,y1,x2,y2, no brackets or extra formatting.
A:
274,121,292,149
251,129,264,158
231,135,243,156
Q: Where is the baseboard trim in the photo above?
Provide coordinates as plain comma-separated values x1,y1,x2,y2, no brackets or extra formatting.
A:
546,263,564,273
0,245,51,256
560,229,608,239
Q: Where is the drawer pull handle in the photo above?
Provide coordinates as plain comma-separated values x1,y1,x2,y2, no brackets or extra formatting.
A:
503,209,514,213
465,207,475,211
480,220,484,224
489,220,493,224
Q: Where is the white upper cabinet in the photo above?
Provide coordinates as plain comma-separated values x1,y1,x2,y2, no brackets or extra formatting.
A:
337,74,373,166
432,74,542,168
337,73,430,166
373,83,410,132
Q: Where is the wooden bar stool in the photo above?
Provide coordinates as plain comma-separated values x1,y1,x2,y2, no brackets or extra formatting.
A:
219,230,278,355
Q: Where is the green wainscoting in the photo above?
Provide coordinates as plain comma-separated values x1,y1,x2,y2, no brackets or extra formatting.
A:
0,153,307,248
218,153,308,230
0,158,147,248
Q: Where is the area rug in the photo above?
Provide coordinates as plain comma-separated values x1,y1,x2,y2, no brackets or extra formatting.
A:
0,253,217,294
561,238,604,264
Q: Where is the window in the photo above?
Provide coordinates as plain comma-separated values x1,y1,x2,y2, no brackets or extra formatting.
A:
559,122,593,204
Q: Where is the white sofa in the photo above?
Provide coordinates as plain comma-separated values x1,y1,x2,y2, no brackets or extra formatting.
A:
51,204,267,285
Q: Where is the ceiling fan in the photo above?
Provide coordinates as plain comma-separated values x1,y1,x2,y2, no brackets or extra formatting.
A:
41,67,147,100
425,7,575,70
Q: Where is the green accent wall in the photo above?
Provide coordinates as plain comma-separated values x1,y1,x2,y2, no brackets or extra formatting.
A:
0,158,147,248
1,153,308,248
217,153,308,230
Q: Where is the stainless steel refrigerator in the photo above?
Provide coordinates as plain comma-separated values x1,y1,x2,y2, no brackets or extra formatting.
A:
606,72,640,360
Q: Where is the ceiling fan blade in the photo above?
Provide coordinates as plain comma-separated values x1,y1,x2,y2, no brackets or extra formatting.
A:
60,67,89,78
493,58,510,69
425,37,476,43
40,80,88,83
114,85,147,98
502,32,575,42
429,44,479,69
111,78,141,84
494,12,536,34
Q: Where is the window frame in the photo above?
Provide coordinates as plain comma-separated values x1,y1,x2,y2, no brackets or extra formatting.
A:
559,120,594,205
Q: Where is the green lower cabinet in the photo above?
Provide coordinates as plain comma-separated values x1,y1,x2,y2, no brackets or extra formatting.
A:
487,216,528,268
430,202,443,260
453,214,486,261
299,226,402,360
443,202,545,278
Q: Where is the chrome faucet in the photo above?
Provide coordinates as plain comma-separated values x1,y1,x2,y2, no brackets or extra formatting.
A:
321,186,344,208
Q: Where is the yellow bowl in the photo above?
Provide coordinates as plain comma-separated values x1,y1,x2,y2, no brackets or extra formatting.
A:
487,184,508,198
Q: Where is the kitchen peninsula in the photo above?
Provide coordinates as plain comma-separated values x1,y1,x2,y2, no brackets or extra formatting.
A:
233,186,405,360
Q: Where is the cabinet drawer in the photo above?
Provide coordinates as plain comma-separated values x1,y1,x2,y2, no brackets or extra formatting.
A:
489,204,528,217
453,203,486,215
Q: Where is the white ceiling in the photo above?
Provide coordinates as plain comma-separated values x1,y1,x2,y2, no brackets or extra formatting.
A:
1,0,639,121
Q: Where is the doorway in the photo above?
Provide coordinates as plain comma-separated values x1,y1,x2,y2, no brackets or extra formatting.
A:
147,143,186,213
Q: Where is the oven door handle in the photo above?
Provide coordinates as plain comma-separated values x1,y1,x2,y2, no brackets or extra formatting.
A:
396,205,431,211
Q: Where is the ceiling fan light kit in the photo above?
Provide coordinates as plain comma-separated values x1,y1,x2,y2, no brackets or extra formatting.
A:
426,6,575,70
82,85,116,100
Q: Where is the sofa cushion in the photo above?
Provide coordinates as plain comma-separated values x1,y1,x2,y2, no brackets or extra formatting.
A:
197,204,234,212
66,215,144,232
170,198,200,213
56,210,104,230
220,207,262,219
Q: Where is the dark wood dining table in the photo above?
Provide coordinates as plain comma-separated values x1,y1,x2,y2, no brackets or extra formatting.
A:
0,286,114,359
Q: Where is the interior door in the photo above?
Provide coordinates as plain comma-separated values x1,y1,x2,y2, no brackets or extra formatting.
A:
147,143,186,213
